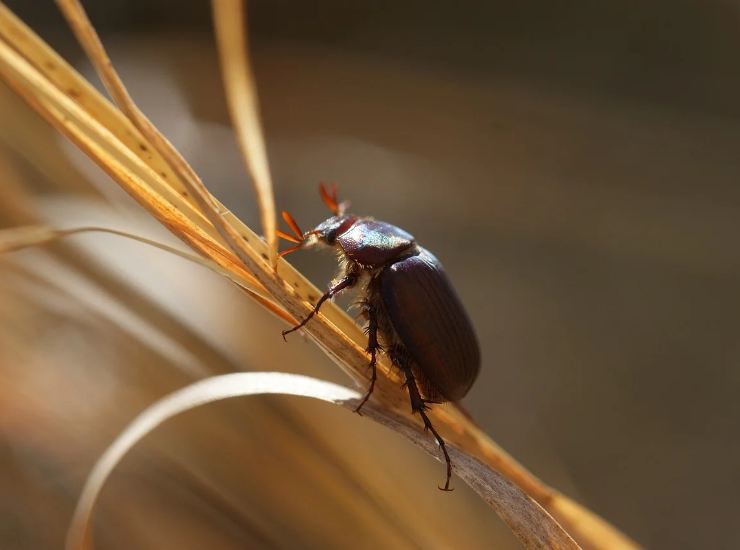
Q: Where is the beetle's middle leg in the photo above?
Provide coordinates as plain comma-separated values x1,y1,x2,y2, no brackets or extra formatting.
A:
282,272,358,339
391,348,454,491
354,304,379,414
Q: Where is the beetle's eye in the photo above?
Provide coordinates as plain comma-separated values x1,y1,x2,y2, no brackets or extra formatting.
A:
324,229,338,244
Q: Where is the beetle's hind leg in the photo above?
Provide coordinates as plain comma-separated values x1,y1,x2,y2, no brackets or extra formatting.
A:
282,273,358,339
354,303,379,414
391,348,454,491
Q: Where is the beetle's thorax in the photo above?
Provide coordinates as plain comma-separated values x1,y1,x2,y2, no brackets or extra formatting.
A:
332,218,418,269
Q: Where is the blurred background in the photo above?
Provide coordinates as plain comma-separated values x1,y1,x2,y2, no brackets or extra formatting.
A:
1,1,739,548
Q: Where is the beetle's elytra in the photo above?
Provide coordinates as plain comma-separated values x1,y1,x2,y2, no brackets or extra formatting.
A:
278,184,480,490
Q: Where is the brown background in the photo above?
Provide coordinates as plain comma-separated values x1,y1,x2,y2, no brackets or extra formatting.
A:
2,1,739,549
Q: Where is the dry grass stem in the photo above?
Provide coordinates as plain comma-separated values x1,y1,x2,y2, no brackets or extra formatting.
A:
0,2,640,548
64,373,361,550
0,224,293,323
65,373,578,550
212,0,277,266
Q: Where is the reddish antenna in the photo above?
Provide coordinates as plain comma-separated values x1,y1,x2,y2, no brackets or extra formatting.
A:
319,182,339,215
277,210,305,257
319,182,350,215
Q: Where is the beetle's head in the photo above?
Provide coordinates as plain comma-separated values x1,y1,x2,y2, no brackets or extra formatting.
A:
278,183,354,257
310,214,356,245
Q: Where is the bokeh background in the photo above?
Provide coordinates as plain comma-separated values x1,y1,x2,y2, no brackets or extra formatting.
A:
2,1,739,548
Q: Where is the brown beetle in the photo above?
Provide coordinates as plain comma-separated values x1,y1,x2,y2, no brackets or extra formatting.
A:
279,184,480,490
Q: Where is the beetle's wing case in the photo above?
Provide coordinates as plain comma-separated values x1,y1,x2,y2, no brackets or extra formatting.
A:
379,248,480,402
338,220,415,268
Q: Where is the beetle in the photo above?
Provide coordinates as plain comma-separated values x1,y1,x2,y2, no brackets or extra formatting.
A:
278,183,480,490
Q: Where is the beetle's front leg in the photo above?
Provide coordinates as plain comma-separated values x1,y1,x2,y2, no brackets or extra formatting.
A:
354,304,379,414
282,273,358,339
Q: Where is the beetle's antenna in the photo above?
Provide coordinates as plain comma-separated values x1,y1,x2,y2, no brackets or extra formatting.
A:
278,210,307,256
319,182,340,215
281,211,304,241
320,182,352,215
276,230,301,244
336,200,351,216
279,243,303,257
